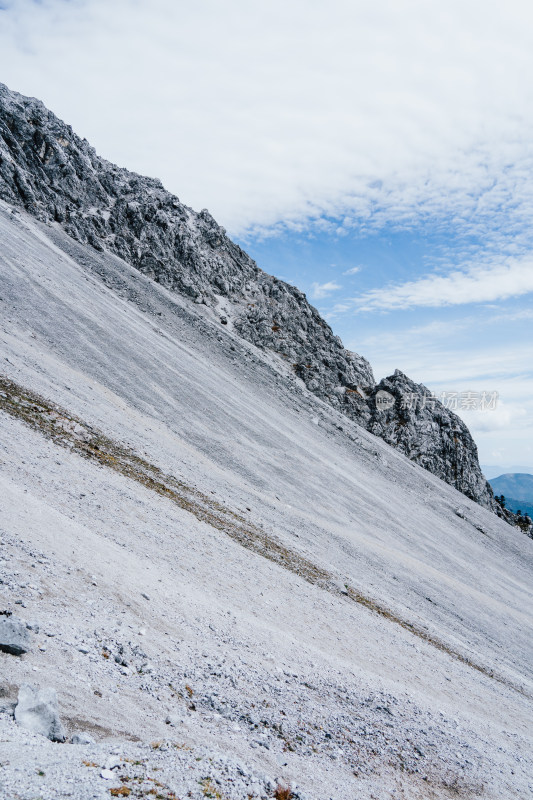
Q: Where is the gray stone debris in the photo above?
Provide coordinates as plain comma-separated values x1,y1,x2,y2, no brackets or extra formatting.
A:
165,713,184,727
0,615,31,655
14,684,66,742
71,732,96,745
25,621,40,633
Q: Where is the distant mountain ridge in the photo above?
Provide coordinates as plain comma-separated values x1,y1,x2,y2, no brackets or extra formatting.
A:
0,81,494,509
482,464,533,480
490,473,533,504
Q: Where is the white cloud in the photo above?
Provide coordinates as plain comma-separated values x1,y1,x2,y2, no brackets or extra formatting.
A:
311,280,341,299
360,337,533,387
488,308,533,323
352,257,533,311
331,302,352,313
2,0,533,238
460,402,528,434
343,266,361,276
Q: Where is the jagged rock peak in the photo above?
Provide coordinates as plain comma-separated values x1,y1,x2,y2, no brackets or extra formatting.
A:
0,82,495,509
367,371,494,508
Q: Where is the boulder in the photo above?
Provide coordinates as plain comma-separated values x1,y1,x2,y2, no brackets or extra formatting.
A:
14,684,66,742
71,732,96,745
0,616,31,655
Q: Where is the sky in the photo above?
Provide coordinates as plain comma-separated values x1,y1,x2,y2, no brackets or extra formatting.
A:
1,0,532,468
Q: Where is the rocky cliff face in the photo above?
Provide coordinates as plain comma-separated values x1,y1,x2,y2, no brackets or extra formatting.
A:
0,82,494,509
367,371,493,505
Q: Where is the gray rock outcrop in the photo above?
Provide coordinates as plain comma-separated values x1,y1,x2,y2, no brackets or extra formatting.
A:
0,81,495,509
367,371,494,506
0,615,31,655
14,684,66,742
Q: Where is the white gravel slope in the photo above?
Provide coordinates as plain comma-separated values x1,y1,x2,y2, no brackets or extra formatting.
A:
0,203,532,799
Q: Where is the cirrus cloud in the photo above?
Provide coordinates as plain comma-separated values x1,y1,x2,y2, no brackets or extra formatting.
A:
311,280,342,299
353,257,533,311
2,0,533,239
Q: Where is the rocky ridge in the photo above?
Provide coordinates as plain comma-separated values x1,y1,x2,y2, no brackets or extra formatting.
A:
0,82,494,508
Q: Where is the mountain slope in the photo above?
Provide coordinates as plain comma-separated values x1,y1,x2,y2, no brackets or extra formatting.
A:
0,199,532,799
0,81,494,509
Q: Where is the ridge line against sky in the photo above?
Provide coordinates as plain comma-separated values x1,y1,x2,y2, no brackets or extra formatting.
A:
0,0,532,465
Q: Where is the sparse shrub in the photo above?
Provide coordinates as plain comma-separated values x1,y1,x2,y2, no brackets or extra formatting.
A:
200,777,223,799
516,512,532,533
274,784,293,800
494,494,506,509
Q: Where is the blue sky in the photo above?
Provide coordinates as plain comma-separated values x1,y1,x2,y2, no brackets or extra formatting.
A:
1,0,532,467
242,224,533,468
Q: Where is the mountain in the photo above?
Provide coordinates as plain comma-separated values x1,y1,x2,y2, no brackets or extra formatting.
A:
489,473,533,522
489,473,533,502
482,464,533,480
0,82,494,511
0,84,532,799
